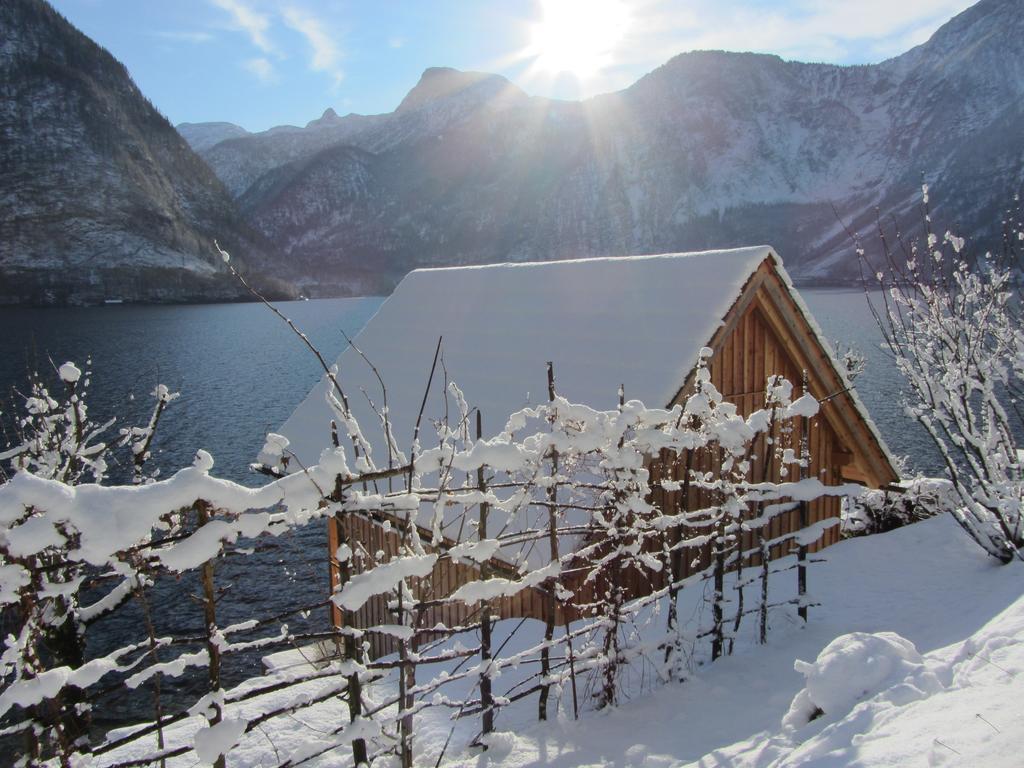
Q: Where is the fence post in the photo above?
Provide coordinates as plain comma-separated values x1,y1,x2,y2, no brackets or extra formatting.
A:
337,525,369,764
328,425,370,767
476,410,495,739
538,362,560,721
758,392,780,645
711,513,726,660
398,584,414,768
797,375,810,622
665,450,692,672
196,501,225,768
757,527,770,643
397,498,415,767
597,384,629,707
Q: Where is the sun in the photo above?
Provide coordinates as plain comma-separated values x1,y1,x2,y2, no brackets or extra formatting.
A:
529,0,630,79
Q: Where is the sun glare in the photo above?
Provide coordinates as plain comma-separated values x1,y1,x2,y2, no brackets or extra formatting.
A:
529,0,630,79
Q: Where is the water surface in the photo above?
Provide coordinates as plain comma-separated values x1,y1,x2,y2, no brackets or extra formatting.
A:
801,288,940,475
1,297,385,483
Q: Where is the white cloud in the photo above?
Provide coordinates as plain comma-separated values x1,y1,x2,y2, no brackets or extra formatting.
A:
282,6,345,87
388,36,406,49
210,0,275,54
242,56,277,83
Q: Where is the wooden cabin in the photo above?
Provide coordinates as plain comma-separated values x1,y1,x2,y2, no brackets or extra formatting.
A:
278,246,898,657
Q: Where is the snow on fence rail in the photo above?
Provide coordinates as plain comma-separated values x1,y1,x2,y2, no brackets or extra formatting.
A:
0,353,858,767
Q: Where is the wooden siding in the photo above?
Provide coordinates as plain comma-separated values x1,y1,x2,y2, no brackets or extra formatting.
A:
330,513,554,660
701,295,843,558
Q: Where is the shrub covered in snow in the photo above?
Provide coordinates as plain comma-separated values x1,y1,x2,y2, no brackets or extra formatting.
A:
859,188,1024,563
783,631,942,730
843,477,954,536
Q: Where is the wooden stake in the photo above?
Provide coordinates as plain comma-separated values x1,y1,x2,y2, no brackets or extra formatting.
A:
665,450,692,672
332,467,369,767
477,410,495,738
538,362,559,721
196,501,224,768
798,374,810,622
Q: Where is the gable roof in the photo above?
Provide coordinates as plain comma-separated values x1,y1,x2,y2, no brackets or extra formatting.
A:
278,246,893,482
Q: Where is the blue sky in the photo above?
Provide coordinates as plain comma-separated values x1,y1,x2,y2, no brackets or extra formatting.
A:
50,0,975,133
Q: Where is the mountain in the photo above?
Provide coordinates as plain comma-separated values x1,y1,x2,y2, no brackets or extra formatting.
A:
176,121,250,153
0,0,294,305
183,0,1024,295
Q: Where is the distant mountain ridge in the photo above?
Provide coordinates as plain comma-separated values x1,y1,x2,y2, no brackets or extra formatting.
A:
182,0,1024,295
0,0,293,305
176,121,250,152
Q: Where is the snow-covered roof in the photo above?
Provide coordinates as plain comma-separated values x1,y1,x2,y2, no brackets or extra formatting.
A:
280,246,781,467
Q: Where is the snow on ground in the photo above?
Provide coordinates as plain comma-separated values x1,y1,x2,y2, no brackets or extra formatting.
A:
97,514,1023,767
440,514,1023,768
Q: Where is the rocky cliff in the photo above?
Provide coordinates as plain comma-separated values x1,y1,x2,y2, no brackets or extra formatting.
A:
0,0,293,305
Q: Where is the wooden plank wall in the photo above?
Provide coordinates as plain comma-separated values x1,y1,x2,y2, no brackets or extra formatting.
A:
652,299,843,589
709,298,842,558
331,514,553,659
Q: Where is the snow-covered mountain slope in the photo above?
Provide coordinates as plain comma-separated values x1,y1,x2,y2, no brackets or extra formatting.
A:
0,0,293,305
191,110,389,200
188,68,527,202
175,121,250,153
187,0,1024,294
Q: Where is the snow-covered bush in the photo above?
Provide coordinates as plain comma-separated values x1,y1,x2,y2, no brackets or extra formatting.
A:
860,187,1024,563
843,477,954,536
783,631,942,730
0,360,110,484
0,362,181,754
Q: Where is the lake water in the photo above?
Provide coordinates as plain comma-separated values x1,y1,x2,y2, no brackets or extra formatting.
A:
0,298,384,484
800,288,939,476
0,288,940,723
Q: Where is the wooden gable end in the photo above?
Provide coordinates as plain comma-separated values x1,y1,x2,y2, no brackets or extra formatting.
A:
670,257,897,490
